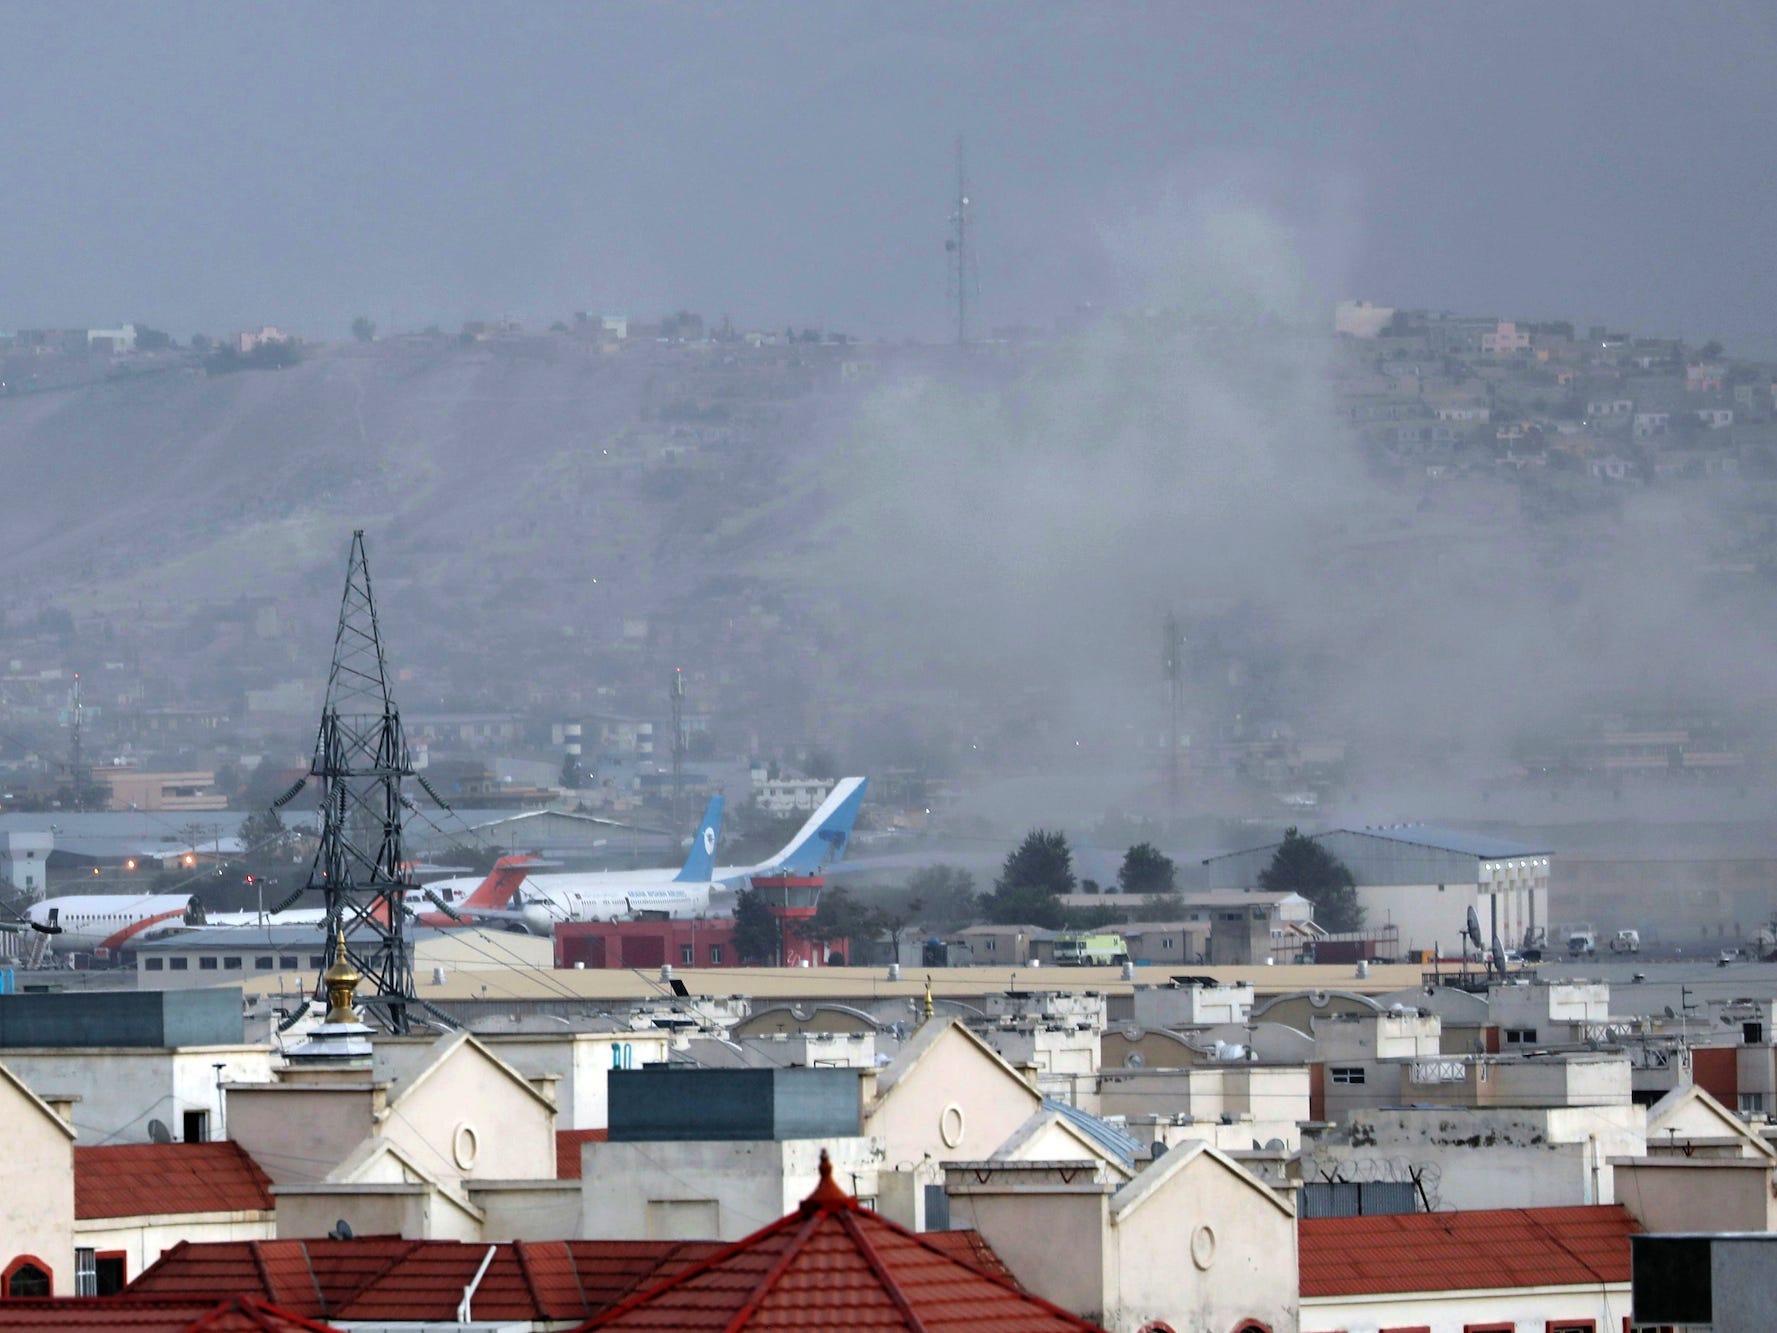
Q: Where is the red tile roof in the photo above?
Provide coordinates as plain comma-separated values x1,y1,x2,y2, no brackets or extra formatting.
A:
579,1151,1107,1331
76,1143,274,1221
129,1238,723,1323
556,1127,609,1179
0,1297,339,1331
1299,1204,1640,1298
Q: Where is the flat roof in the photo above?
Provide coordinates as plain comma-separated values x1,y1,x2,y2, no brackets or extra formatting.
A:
213,962,1427,1005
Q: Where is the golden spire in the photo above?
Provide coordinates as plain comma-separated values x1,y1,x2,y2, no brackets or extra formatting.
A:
322,926,362,1025
923,974,934,1024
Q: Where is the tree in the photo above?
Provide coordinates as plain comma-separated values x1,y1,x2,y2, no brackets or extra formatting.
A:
733,888,782,965
238,808,288,856
1700,339,1724,361
559,751,584,789
351,316,377,343
795,887,882,965
1257,827,1364,932
134,325,175,351
904,865,979,932
1117,842,1176,895
981,829,1075,929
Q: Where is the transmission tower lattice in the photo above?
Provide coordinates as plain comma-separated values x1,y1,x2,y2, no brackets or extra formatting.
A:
303,530,419,1032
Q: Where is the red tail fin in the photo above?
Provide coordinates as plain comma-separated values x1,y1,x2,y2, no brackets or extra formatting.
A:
462,855,540,912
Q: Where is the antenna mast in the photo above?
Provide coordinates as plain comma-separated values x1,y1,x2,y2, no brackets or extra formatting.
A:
303,530,418,1032
670,668,687,832
68,673,87,810
946,135,977,346
1162,613,1184,813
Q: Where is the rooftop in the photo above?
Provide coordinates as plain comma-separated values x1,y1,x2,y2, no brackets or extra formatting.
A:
0,1298,337,1332
580,1150,1106,1330
77,1142,274,1220
1298,1204,1638,1297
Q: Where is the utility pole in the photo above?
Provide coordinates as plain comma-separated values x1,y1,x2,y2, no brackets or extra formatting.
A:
946,135,977,347
670,668,687,832
1162,613,1184,814
297,531,420,1032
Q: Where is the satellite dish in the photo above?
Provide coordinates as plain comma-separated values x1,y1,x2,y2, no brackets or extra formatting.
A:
147,1119,172,1144
1664,1005,1678,1019
1125,1052,1146,1069
1151,1141,1169,1160
1465,907,1484,950
328,1219,353,1241
1265,1137,1287,1151
1490,934,1506,978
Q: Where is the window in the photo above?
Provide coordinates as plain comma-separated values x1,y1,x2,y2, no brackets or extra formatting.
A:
94,1253,126,1297
255,956,274,970
1330,1067,1366,1085
1740,1092,1765,1117
144,957,164,971
1546,1321,1596,1332
223,956,243,970
708,944,722,964
199,956,218,970
182,1109,208,1143
1463,1324,1514,1332
1504,1027,1537,1044
681,944,695,965
309,956,324,968
1744,1021,1764,1044
169,957,188,971
75,1248,96,1297
3,1258,51,1297
279,955,298,969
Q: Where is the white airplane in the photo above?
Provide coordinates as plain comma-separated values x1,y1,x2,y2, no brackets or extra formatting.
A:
1,858,541,958
11,893,202,957
428,778,868,933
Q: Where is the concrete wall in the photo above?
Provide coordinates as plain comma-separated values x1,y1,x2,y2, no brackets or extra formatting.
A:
275,1186,480,1242
944,1174,1112,1324
227,1084,374,1183
74,1211,274,1287
466,1181,583,1241
864,1029,1041,1166
4,1045,271,1144
382,1042,555,1184
1615,1159,1777,1233
1108,1151,1297,1333
579,1137,884,1241
1302,1283,1628,1333
478,1031,672,1131
0,1064,74,1296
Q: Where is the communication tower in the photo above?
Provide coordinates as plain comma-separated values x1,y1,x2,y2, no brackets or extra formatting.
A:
945,136,978,347
670,668,687,830
68,673,88,810
296,531,420,1032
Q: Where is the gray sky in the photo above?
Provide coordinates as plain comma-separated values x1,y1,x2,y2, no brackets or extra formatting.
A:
3,2,1774,351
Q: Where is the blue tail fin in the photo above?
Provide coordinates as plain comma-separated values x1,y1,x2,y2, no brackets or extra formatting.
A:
673,796,725,883
771,777,868,874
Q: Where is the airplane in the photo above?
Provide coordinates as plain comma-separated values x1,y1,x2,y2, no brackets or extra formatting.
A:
1,857,542,958
419,794,727,931
9,894,203,957
427,777,868,933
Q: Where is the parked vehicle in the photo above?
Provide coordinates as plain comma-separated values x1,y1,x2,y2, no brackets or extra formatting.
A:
1566,926,1597,957
1608,929,1641,955
1052,932,1128,967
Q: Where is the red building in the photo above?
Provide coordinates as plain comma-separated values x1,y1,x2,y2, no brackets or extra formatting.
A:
555,919,737,970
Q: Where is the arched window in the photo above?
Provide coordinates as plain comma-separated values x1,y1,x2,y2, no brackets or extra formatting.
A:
1229,1321,1273,1333
3,1256,52,1298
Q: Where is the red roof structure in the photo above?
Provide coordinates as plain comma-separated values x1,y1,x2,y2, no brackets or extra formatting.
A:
129,1238,724,1324
76,1143,274,1220
1298,1204,1639,1298
578,1150,1108,1331
556,1127,609,1179
0,1296,338,1331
